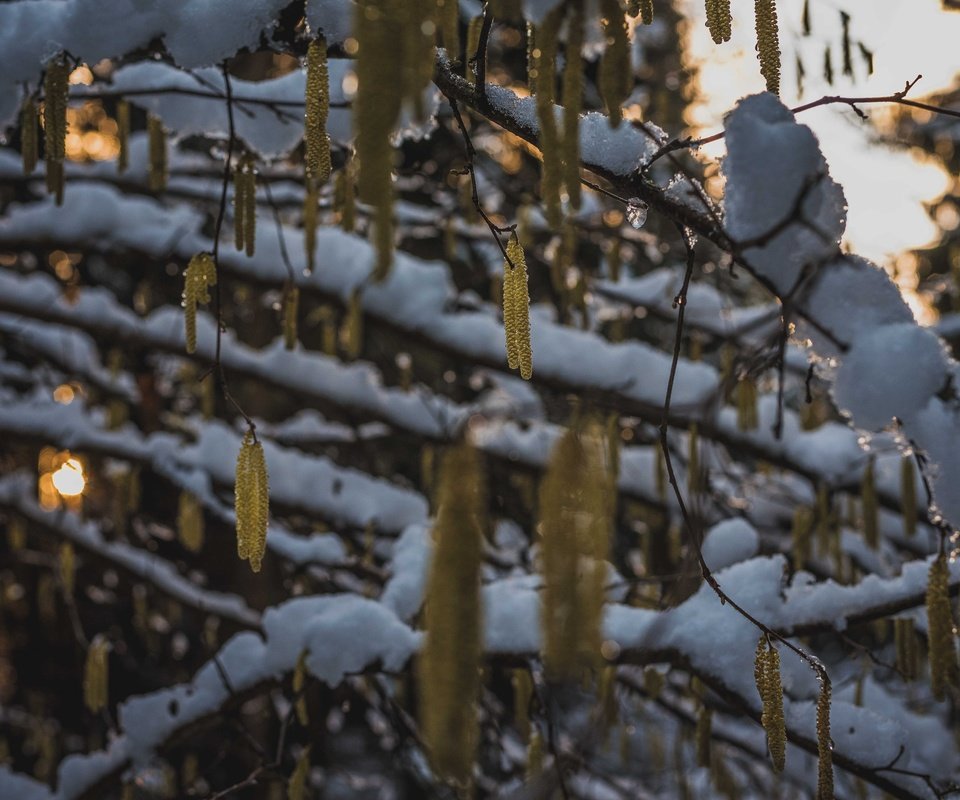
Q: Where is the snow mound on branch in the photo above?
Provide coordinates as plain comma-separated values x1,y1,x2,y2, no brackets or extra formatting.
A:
701,518,759,571
833,323,950,430
723,93,847,294
306,0,354,43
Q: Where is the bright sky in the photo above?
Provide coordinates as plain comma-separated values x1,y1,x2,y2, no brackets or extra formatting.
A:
679,0,960,269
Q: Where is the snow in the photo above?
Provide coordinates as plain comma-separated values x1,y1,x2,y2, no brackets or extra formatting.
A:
380,524,432,623
833,323,950,430
701,518,760,571
305,0,354,43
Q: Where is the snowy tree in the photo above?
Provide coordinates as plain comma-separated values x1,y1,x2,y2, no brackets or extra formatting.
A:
0,1,959,798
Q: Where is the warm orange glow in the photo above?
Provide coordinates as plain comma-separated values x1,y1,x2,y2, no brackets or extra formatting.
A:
65,102,120,163
51,458,85,497
52,384,76,404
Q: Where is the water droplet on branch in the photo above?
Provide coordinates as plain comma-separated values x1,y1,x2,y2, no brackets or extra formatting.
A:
626,198,649,229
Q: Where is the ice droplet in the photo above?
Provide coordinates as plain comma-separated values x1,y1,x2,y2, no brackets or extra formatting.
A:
626,198,648,229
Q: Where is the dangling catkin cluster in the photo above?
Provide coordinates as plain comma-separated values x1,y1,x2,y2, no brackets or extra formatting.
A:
562,2,584,212
283,285,300,350
303,183,319,272
233,155,257,257
926,554,959,700
147,114,167,192
182,253,217,355
861,456,878,549
539,425,612,681
816,680,834,799
901,455,917,538
502,233,533,380
235,430,269,573
705,0,732,43
21,98,38,175
116,100,130,174
438,0,459,54
791,505,813,567
305,38,332,186
288,746,310,800
83,635,110,713
754,0,781,94
177,491,204,553
293,650,309,726
512,669,533,743
753,637,786,772
418,444,485,787
43,57,69,204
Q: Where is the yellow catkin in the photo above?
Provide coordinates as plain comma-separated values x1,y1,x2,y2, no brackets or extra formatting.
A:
636,0,654,24
735,378,758,431
527,730,543,777
234,160,247,253
7,516,26,551
465,14,484,84
901,455,917,538
695,705,711,768
791,506,813,568
894,617,919,681
343,289,363,360
533,7,563,229
355,2,401,281
754,0,781,94
305,37,332,185
43,57,69,204
418,444,485,786
283,285,300,350
293,650,309,726
116,100,130,174
687,424,700,497
303,182,319,272
147,114,167,192
562,2,583,212
233,155,257,256
335,159,356,233
177,492,204,553
861,456,878,550
438,0,459,55
503,233,532,379
539,426,611,681
816,681,834,800
288,746,310,800
598,0,631,127
755,638,786,772
59,541,76,595
705,0,732,43
235,430,269,572
182,253,217,355
21,98,38,175
926,554,959,700
83,635,109,714
513,669,533,743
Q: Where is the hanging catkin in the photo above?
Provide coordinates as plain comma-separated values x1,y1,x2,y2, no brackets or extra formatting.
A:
232,155,257,257
512,669,533,743
418,444,485,786
283,285,300,350
147,114,167,192
234,158,247,252
754,0,780,94
303,182,318,272
182,253,217,355
465,14,484,84
177,491,204,553
503,233,532,380
695,704,711,768
83,635,110,713
901,455,917,538
539,425,611,681
533,6,564,229
894,617,919,681
816,680,834,799
926,554,959,700
354,1,402,281
791,506,813,568
116,100,130,174
736,377,758,431
598,0,631,127
43,57,69,204
293,650,309,725
21,98,38,175
562,1,584,212
705,0,732,43
438,0,459,55
305,37,332,185
288,746,310,800
235,430,269,572
754,637,786,772
861,456,878,549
